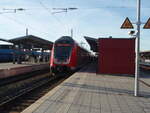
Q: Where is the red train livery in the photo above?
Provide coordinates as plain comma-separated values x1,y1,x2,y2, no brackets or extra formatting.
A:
50,36,90,73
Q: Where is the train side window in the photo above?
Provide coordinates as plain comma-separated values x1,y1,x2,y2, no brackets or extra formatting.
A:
0,45,12,49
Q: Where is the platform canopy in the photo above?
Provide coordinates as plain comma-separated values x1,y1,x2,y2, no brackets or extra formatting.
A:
9,35,53,50
84,36,98,52
140,50,150,58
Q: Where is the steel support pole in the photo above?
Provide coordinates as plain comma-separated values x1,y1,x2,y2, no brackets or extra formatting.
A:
135,0,141,96
71,28,73,38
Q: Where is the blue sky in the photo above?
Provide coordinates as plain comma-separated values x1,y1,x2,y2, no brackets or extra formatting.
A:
0,0,149,51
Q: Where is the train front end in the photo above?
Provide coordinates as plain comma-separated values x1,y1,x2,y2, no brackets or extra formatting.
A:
50,36,75,73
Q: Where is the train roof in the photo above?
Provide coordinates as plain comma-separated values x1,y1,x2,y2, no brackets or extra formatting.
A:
55,36,74,44
0,40,13,45
55,36,90,53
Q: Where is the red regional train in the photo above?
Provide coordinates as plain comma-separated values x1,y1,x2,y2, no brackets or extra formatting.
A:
50,36,90,73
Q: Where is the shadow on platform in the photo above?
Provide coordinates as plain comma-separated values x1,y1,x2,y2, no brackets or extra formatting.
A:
79,62,150,79
78,62,97,74
63,82,150,98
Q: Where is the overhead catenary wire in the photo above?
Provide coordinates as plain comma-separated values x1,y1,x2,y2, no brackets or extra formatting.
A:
1,3,150,12
19,11,56,38
39,1,61,24
0,7,55,38
0,14,55,38
39,1,68,28
0,1,149,39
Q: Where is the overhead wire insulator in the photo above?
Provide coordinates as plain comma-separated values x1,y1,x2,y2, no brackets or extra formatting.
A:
17,8,26,11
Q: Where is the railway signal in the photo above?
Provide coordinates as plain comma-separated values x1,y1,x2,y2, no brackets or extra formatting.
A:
143,18,150,29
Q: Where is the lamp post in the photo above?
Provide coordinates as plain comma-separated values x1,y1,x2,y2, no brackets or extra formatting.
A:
135,0,141,96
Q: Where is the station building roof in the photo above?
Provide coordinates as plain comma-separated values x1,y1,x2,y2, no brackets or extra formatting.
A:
84,36,137,53
9,35,53,50
84,36,98,52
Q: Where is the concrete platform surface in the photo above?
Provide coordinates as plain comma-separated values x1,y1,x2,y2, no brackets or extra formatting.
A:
0,62,48,70
22,63,150,113
0,62,49,79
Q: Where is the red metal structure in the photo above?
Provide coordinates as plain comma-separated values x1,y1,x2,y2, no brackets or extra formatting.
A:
98,38,135,75
50,36,90,73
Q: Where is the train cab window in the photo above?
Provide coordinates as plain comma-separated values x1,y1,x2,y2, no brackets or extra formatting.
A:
54,45,72,59
54,36,74,59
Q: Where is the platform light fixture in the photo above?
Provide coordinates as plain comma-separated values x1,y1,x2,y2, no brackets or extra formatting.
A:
128,30,136,36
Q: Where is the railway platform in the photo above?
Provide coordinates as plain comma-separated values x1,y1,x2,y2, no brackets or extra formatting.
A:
22,63,150,113
0,62,49,79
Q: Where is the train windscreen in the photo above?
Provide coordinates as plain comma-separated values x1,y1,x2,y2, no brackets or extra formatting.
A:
54,45,72,60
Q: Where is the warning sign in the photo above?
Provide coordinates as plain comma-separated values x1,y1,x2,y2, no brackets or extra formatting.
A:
121,17,134,29
143,18,150,29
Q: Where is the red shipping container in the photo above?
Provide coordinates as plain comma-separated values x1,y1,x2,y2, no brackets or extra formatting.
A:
98,38,135,75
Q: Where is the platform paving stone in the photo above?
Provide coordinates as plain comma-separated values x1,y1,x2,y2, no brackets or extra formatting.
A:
22,63,150,113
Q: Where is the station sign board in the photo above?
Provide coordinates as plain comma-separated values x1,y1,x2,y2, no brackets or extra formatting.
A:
143,18,150,29
121,17,134,29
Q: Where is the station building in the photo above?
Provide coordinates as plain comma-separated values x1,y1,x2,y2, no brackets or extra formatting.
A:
9,35,53,64
85,36,135,75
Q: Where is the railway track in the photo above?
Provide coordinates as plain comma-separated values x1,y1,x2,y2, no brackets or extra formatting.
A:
0,69,50,105
0,71,72,113
0,69,49,86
